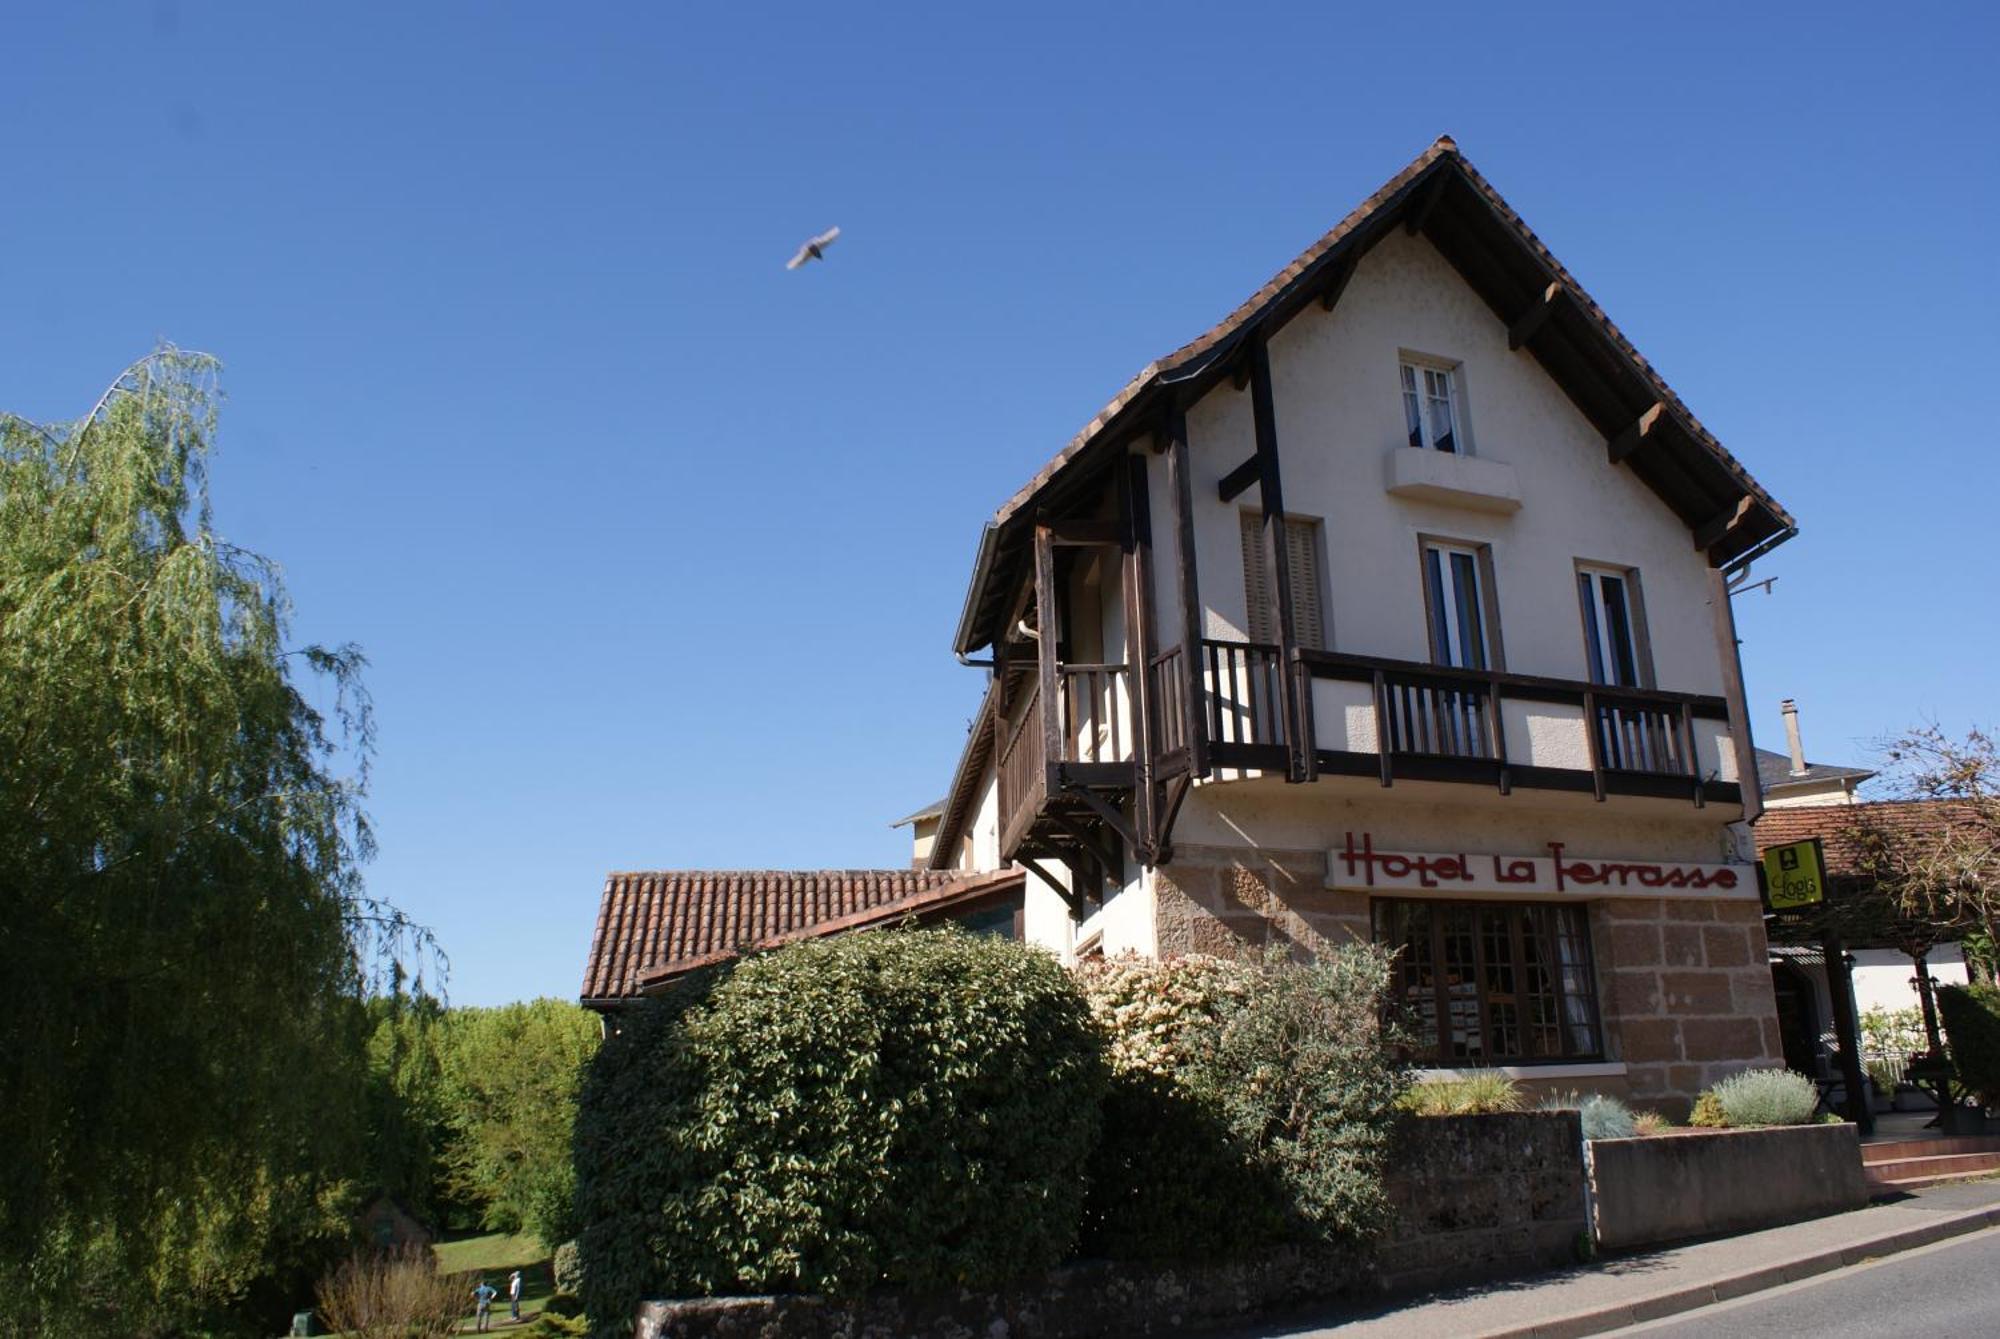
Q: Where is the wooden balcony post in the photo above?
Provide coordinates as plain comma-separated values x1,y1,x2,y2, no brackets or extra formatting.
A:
1248,340,1307,783
1162,410,1209,779
1122,452,1160,862
1033,524,1062,789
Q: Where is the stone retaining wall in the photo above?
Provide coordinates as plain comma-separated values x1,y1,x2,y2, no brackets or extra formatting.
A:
634,1112,1587,1338
1588,1122,1868,1251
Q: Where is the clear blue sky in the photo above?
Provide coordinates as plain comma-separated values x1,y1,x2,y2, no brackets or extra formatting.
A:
5,4,1994,1005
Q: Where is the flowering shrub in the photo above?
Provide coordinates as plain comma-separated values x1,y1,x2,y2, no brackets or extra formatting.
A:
1707,1068,1821,1127
1073,953,1258,1078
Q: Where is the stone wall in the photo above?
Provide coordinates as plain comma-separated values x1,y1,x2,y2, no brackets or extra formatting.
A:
633,1113,1587,1339
1153,843,1365,959
1594,898,1785,1119
1588,1124,1867,1250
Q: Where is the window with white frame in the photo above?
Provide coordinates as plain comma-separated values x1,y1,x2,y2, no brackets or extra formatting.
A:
1240,511,1325,650
1423,540,1491,669
1401,359,1464,454
1577,565,1644,688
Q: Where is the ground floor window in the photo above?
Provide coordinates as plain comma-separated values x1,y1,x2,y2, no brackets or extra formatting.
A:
1372,899,1602,1064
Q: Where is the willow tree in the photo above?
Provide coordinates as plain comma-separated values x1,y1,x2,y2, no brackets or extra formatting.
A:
0,350,423,1332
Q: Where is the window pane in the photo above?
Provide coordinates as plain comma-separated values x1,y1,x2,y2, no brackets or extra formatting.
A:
1425,369,1457,453
1401,364,1424,449
1425,548,1452,665
1578,571,1608,685
1450,550,1486,670
1600,575,1638,687
1439,905,1483,1060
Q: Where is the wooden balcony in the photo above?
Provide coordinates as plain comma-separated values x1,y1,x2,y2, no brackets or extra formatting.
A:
997,664,1139,866
1166,639,1740,806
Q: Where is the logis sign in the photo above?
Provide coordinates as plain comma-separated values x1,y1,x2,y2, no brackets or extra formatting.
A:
1328,831,1752,897
1760,838,1827,911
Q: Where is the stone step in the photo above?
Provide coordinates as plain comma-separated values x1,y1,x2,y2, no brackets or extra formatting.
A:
1869,1169,2000,1194
1860,1136,2000,1165
1863,1151,2000,1185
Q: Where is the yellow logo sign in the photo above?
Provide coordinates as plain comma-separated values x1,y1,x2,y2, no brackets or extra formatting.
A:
1763,839,1826,910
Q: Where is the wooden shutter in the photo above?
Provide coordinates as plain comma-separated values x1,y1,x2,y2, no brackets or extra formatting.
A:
1240,512,1325,650
1240,512,1274,644
1286,519,1324,651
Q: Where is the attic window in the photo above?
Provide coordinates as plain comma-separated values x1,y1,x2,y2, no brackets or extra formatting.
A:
1401,359,1465,454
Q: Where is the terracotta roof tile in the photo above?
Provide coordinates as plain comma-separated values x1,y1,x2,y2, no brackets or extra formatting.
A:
579,867,1025,1003
1753,800,1987,876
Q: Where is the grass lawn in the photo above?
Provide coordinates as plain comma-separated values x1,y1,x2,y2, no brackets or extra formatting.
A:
432,1229,558,1331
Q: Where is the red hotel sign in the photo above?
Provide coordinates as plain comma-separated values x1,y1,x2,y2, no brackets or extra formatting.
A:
1331,831,1747,896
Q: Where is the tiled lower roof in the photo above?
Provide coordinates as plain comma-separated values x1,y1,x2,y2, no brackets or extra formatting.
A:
1753,800,1985,875
580,867,1024,1003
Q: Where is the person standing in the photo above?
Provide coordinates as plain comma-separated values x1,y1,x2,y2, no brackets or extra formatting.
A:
471,1277,497,1332
508,1269,523,1323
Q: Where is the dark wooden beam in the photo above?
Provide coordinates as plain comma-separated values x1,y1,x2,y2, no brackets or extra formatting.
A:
1607,402,1666,464
1015,853,1082,916
1217,455,1260,503
1507,281,1565,351
1248,340,1307,784
1032,524,1062,789
1693,494,1755,552
1042,809,1124,884
1070,786,1141,855
1155,772,1192,863
1121,452,1159,864
1404,167,1451,236
1163,411,1210,778
1706,565,1761,823
1041,518,1122,547
1229,344,1254,392
1318,255,1358,312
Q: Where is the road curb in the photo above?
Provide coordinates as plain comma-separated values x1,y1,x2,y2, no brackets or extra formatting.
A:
1476,1205,2000,1339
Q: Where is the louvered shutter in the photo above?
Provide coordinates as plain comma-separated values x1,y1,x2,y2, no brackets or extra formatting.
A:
1240,512,1274,644
1240,512,1324,650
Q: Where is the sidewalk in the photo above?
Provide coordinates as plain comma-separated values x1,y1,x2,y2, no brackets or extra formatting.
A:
1225,1180,2000,1339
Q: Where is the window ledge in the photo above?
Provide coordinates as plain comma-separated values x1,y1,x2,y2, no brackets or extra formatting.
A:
1416,1062,1627,1082
1384,447,1522,514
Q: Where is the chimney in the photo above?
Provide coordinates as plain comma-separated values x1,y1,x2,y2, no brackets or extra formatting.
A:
1780,699,1808,776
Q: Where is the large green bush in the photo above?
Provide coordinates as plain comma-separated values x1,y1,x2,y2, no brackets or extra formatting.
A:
1075,947,1406,1257
1937,984,2000,1107
572,928,1105,1325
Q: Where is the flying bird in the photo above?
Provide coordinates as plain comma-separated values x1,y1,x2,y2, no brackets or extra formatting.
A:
785,226,841,270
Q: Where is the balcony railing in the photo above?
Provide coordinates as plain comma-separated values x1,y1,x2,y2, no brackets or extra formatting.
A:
1174,641,1735,803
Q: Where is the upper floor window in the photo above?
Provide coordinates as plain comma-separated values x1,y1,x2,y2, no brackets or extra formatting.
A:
1577,564,1648,688
1422,539,1494,670
1401,358,1464,454
1240,511,1325,650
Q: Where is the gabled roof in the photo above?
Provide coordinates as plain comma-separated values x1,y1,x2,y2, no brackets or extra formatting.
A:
1753,747,1876,794
890,798,946,829
579,866,1024,1005
954,135,1795,655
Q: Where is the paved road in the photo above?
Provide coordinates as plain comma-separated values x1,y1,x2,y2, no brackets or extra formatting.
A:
1614,1227,2000,1337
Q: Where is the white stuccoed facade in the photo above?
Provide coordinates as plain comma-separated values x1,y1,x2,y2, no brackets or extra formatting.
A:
926,140,1794,1114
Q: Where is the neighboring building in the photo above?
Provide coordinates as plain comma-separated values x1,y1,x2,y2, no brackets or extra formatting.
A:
924,136,1797,1115
891,798,947,869
581,868,1023,1013
1756,698,1875,810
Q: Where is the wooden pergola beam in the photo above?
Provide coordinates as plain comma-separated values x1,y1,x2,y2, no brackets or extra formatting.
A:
1608,402,1667,464
1507,281,1565,351
1217,455,1260,503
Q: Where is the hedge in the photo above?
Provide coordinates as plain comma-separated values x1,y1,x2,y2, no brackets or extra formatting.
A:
571,928,1105,1326
1937,983,2000,1107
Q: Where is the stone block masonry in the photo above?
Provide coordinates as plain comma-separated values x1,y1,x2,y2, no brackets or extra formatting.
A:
1592,898,1784,1119
1153,849,1783,1120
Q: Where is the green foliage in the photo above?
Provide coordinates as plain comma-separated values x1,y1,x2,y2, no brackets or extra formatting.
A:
1866,1057,1904,1094
1937,984,2000,1107
1196,946,1408,1243
544,1290,585,1318
1860,1007,1925,1059
0,350,427,1334
1537,1092,1637,1141
573,928,1106,1323
1707,1068,1822,1127
552,1239,583,1295
1398,1072,1523,1116
1688,1092,1728,1128
1632,1110,1671,1136
439,997,601,1241
363,991,456,1225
